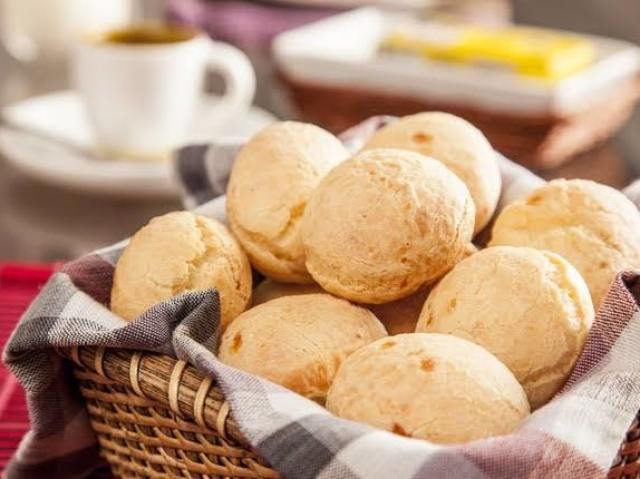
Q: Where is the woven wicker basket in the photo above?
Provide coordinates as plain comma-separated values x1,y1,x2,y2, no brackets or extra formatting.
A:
63,345,639,478
64,346,279,478
64,348,640,479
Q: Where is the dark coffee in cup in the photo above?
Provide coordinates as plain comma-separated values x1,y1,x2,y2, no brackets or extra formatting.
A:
102,24,197,45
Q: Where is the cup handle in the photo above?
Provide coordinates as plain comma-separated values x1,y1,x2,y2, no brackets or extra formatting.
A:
204,41,256,127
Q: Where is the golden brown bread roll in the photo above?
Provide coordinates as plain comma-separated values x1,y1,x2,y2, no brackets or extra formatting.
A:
363,112,501,234
300,148,475,304
326,333,530,443
111,211,252,330
416,246,594,408
226,121,349,284
490,179,640,308
219,294,387,401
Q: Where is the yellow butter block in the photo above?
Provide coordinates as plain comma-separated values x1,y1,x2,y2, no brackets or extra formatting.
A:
383,24,595,81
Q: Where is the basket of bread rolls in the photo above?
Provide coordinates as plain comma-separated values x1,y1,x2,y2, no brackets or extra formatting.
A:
37,114,640,478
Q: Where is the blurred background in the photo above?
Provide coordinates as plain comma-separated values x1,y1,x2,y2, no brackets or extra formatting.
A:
0,0,639,261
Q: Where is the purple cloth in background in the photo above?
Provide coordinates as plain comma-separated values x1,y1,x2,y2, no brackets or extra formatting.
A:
167,0,341,48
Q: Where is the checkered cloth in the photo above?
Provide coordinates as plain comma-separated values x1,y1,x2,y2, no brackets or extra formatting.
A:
5,117,640,479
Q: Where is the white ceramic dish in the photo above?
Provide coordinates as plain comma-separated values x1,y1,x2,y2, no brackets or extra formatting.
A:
0,90,276,197
273,8,640,116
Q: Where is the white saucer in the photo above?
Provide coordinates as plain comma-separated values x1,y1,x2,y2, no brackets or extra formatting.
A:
0,91,277,197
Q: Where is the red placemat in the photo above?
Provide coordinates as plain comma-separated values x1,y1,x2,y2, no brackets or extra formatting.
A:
0,262,59,473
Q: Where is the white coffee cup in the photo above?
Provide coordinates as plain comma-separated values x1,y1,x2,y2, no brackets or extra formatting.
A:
72,24,256,161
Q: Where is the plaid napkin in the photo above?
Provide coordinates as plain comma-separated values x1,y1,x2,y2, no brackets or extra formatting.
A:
5,117,640,479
